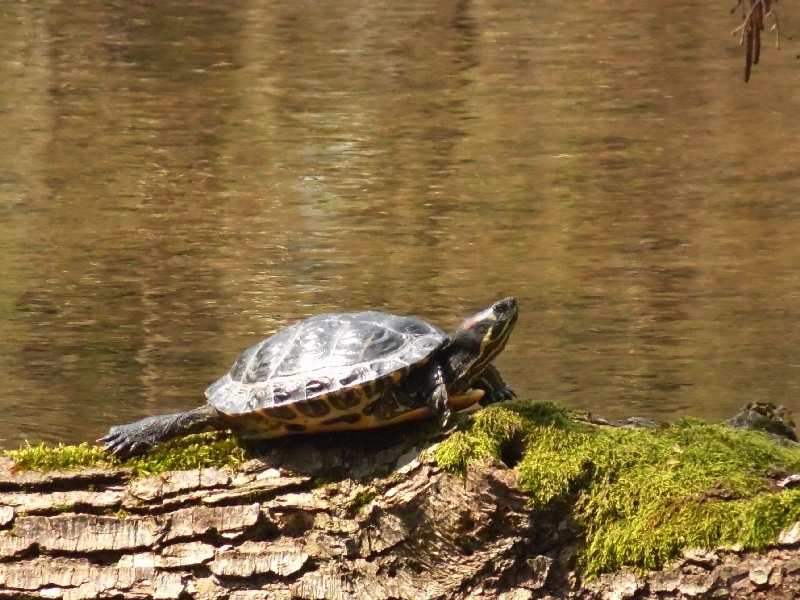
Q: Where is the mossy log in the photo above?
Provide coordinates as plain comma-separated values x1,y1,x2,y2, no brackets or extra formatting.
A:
2,402,800,599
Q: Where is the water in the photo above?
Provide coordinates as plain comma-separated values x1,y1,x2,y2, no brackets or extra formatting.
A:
1,0,799,448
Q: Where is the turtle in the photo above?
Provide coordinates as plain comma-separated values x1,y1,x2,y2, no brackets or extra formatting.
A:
101,297,518,458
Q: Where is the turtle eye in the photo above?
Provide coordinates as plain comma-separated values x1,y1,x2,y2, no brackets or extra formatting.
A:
493,297,517,317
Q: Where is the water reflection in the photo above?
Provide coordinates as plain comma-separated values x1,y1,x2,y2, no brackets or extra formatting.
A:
0,0,798,448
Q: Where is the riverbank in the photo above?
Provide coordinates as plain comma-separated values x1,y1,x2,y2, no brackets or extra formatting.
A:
1,400,799,599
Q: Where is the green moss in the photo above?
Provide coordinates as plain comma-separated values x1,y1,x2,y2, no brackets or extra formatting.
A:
6,442,110,472
435,430,485,476
345,487,378,518
5,432,247,477
311,466,350,488
436,401,544,474
123,432,247,476
435,401,800,577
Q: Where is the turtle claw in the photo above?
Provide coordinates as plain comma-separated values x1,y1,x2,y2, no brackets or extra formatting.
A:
99,427,149,459
499,385,516,400
479,385,516,407
99,407,220,459
425,364,456,428
98,415,170,458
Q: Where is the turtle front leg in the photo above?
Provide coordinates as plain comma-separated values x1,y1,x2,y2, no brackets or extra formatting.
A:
474,365,516,406
100,404,225,458
428,364,452,427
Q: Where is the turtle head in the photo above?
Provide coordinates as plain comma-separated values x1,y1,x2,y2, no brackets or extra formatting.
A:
449,297,518,382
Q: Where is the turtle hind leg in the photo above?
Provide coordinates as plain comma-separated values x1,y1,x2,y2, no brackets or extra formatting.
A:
99,404,224,458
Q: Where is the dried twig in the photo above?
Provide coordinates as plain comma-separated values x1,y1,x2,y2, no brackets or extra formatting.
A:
730,0,789,81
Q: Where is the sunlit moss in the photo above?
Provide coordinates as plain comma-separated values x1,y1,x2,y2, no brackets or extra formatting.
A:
435,400,800,577
123,432,247,476
5,432,246,477
6,441,110,472
435,431,481,476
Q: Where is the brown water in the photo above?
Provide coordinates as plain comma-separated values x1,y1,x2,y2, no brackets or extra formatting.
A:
1,0,799,448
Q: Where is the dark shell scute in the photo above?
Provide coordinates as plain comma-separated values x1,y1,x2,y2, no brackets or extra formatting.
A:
294,398,332,418
332,324,404,365
205,310,446,415
339,367,368,388
328,390,364,411
362,398,383,418
269,405,298,421
305,378,330,395
271,380,302,405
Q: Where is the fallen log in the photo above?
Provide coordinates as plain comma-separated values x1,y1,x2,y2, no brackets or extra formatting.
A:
1,401,799,599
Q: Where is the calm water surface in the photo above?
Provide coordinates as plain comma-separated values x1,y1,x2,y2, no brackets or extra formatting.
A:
1,0,799,447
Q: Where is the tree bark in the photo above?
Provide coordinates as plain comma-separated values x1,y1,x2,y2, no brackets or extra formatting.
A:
0,428,799,600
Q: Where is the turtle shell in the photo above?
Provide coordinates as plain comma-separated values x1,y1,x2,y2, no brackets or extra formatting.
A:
205,311,447,430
